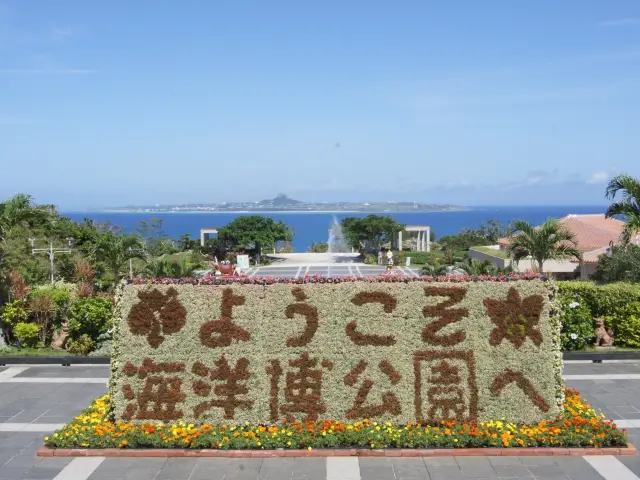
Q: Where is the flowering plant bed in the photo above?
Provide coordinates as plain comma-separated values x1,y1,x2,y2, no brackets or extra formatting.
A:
44,390,628,452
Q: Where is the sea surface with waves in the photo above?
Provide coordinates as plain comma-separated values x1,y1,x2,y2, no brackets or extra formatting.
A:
64,206,608,252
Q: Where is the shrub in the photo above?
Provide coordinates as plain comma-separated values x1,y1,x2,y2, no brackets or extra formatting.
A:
392,250,405,265
13,322,40,348
0,300,28,327
67,334,95,355
67,297,113,343
557,298,594,351
403,252,432,264
308,242,329,253
364,253,377,264
606,303,640,348
556,282,640,348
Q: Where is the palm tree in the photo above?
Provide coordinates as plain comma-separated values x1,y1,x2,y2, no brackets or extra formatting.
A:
0,194,55,245
605,174,640,244
93,233,146,284
507,219,581,274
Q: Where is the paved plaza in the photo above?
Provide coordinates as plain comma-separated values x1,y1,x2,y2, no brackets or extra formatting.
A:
2,362,640,479
246,264,421,278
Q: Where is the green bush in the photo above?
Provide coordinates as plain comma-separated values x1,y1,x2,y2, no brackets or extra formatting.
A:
67,334,95,355
67,297,113,342
403,252,432,264
364,253,377,265
557,297,594,351
13,322,40,348
0,300,28,327
556,282,640,349
606,303,640,348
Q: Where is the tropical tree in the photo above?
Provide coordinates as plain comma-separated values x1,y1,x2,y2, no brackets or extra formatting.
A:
592,244,640,283
341,215,405,251
93,233,146,284
0,194,55,244
507,219,581,274
218,216,293,264
605,174,640,244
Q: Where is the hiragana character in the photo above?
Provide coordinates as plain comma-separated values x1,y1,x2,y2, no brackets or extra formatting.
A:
200,288,251,348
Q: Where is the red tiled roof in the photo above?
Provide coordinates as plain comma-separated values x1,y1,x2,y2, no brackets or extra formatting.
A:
498,214,625,252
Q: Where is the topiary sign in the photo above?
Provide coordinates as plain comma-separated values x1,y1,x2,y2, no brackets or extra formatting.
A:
110,278,562,425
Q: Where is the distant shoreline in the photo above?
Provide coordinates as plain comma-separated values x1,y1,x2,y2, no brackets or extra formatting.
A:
82,208,472,214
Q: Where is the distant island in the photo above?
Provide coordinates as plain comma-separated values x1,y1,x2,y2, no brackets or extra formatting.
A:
103,194,468,213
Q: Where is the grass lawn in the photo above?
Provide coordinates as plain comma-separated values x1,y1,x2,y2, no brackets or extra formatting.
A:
0,347,72,357
471,246,509,259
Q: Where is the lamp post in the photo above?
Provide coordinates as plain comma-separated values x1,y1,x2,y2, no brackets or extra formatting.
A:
128,247,145,280
30,237,73,283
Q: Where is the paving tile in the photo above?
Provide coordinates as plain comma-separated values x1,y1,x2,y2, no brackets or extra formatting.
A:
488,457,524,466
258,457,294,480
88,458,167,480
617,455,640,478
190,458,231,480
518,456,558,466
456,456,498,478
423,457,458,466
292,457,325,480
426,466,466,480
156,457,197,480
492,465,532,478
554,457,605,480
0,465,31,480
391,457,429,479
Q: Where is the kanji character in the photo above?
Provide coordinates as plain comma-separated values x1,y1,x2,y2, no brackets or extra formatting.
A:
285,288,318,347
192,356,254,419
121,359,186,421
266,353,333,422
344,359,402,419
200,288,251,348
483,287,543,348
422,287,468,347
127,287,187,348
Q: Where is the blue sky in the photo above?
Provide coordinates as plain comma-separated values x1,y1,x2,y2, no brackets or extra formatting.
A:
1,1,640,208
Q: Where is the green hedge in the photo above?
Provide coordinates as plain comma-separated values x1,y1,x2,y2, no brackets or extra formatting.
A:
557,281,640,349
111,279,562,426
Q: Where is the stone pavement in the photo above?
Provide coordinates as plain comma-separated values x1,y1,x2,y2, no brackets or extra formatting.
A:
245,264,421,279
2,362,640,479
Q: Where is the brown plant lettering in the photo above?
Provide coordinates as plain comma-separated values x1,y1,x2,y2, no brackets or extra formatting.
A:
347,291,398,346
127,287,187,348
285,288,319,347
483,287,544,348
344,359,402,419
192,355,254,420
490,368,550,412
200,288,251,348
422,287,468,347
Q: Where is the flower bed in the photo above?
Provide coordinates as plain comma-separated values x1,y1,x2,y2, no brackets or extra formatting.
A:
44,390,628,450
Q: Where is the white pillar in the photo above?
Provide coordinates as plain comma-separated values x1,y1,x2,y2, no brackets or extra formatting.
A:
417,231,423,251
426,227,431,252
398,231,403,250
200,230,206,247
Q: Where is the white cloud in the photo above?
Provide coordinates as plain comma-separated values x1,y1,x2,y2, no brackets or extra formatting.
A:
0,68,95,74
586,171,611,184
597,18,640,28
52,27,72,38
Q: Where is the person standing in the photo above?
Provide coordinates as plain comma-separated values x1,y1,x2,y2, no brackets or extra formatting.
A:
386,248,394,272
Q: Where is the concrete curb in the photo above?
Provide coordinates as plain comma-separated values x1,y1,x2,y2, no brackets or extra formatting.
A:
37,444,637,458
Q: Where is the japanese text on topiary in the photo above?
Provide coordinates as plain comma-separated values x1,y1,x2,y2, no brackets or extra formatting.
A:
111,280,562,425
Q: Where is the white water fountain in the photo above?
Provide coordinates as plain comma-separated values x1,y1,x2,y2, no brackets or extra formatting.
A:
327,216,350,275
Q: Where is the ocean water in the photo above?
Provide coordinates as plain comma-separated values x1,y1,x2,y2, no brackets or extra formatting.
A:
64,206,608,252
